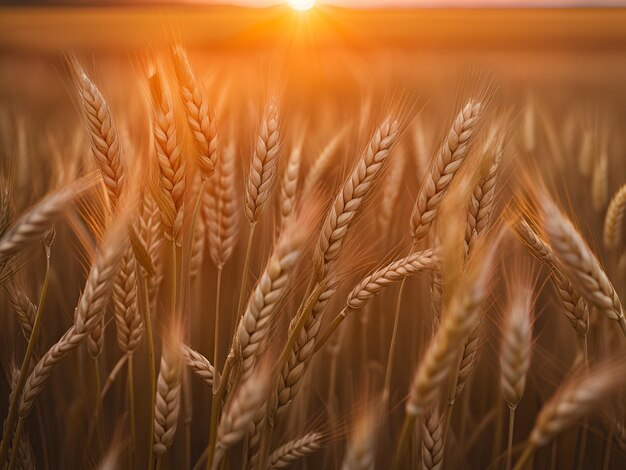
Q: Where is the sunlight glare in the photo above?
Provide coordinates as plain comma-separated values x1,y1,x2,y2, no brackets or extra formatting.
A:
288,0,316,11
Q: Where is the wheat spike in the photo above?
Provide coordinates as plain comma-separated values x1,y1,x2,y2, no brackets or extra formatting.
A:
19,224,126,417
316,118,400,275
181,344,214,388
70,58,125,209
0,177,96,260
513,217,589,336
206,140,240,269
4,282,37,341
113,242,142,353
345,248,439,312
407,238,496,416
171,45,219,181
213,372,268,470
422,405,443,470
500,287,532,409
604,183,626,251
529,365,624,448
541,199,624,325
148,63,186,246
465,139,502,255
235,226,305,379
153,332,183,455
410,101,483,242
269,432,322,469
244,97,280,226
279,143,303,230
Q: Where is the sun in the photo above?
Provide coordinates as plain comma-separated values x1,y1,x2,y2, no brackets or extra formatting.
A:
287,0,316,11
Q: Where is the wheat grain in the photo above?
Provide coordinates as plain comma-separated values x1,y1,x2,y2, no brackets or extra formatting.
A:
181,344,214,388
422,405,443,470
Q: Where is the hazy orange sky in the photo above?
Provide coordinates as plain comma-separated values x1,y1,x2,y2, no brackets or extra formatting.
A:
218,0,619,6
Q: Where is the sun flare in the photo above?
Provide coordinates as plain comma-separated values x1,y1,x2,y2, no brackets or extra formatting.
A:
287,0,316,11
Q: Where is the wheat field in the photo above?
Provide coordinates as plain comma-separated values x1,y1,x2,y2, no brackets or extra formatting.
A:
1,5,626,470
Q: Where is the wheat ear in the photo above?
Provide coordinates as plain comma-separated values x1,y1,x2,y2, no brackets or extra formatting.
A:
341,408,379,470
171,45,219,181
0,177,96,260
4,282,37,341
279,142,303,230
148,62,186,246
316,118,400,275
213,372,268,470
153,332,183,456
19,224,126,417
465,139,502,255
422,405,443,470
181,344,214,388
406,238,496,417
410,101,482,242
513,217,589,336
234,226,305,379
528,365,624,450
591,149,608,212
206,139,240,269
500,288,532,409
70,58,125,209
113,242,142,352
269,432,322,469
604,183,626,251
244,97,280,226
541,199,624,331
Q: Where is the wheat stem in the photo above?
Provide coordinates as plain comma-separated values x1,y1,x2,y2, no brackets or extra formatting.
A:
0,242,50,465
213,267,222,391
127,353,136,466
237,226,255,316
506,408,516,470
140,273,156,470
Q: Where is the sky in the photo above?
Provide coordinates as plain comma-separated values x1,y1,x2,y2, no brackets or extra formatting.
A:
5,0,624,6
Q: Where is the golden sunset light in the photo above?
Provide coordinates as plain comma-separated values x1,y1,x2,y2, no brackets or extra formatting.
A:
1,1,625,470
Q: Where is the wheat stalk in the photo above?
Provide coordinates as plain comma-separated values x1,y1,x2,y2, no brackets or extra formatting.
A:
410,101,482,242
